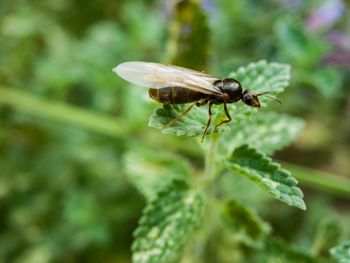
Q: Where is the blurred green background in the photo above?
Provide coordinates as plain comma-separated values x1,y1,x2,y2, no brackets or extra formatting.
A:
0,0,349,262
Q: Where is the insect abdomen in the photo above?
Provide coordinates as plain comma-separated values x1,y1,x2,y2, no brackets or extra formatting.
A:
149,87,205,104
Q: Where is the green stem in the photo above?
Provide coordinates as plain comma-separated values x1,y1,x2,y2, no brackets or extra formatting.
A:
204,133,220,183
281,161,350,199
0,87,128,138
185,133,221,262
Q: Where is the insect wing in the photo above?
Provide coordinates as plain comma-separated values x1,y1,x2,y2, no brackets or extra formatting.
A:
171,64,219,83
113,62,222,95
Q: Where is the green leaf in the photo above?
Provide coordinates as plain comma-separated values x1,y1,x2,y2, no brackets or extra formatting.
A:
229,60,291,95
330,242,350,263
219,112,304,156
221,199,270,247
258,238,319,263
275,17,329,67
124,148,191,201
149,60,291,138
225,145,306,210
305,67,343,97
132,180,204,263
312,217,343,258
227,60,291,124
148,103,229,137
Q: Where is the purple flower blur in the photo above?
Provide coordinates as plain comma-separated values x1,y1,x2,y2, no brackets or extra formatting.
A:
324,30,350,68
327,31,350,51
307,0,345,32
201,0,216,13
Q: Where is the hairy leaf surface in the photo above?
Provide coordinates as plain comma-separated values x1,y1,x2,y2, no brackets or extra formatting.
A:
220,112,304,156
132,180,203,263
124,148,191,201
226,145,306,210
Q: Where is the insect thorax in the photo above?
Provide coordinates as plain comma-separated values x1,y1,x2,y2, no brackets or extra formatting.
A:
213,78,243,103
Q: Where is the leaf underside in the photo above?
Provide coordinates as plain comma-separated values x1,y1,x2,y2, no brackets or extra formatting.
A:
149,60,291,138
132,180,204,263
226,145,306,210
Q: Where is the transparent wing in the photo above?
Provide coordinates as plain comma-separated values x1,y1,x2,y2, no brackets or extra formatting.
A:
113,61,222,95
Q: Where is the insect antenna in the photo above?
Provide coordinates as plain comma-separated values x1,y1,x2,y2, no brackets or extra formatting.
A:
257,92,282,104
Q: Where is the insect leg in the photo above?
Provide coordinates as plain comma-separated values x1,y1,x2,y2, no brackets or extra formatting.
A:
195,99,208,107
201,102,213,142
214,103,232,131
163,102,196,129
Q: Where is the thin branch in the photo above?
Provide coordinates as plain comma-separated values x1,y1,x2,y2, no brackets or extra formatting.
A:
0,87,128,138
281,161,350,199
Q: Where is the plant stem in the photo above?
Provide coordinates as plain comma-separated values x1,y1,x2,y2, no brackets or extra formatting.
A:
0,87,128,138
281,161,350,199
204,133,220,183
185,133,221,262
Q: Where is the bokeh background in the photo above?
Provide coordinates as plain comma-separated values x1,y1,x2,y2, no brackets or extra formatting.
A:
0,0,349,262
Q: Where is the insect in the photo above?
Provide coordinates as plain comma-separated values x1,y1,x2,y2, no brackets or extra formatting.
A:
113,62,280,142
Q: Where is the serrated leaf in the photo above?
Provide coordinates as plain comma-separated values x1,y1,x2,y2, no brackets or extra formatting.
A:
330,242,350,263
227,60,291,121
221,199,270,247
225,145,306,210
132,180,204,263
149,61,291,138
219,112,304,156
229,60,291,95
218,171,273,208
124,148,191,201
